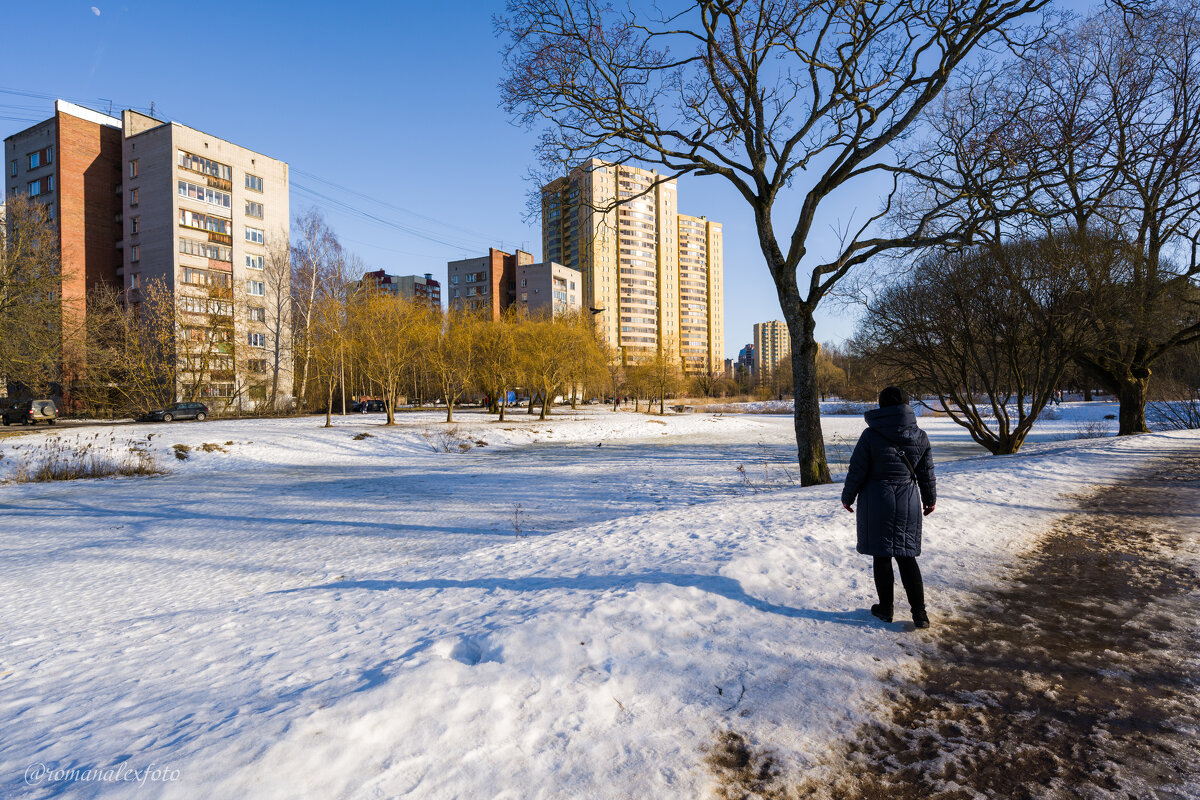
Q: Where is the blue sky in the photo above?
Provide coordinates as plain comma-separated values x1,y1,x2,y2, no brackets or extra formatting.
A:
1,1,877,358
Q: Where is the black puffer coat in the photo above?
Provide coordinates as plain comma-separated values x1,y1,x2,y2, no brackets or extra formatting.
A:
840,405,936,558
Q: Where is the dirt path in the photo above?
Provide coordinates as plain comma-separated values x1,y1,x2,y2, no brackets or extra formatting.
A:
712,441,1200,800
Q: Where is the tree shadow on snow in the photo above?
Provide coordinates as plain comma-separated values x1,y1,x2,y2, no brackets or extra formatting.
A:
270,572,875,627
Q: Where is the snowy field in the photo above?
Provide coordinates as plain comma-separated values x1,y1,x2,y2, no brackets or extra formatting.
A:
1,403,1194,798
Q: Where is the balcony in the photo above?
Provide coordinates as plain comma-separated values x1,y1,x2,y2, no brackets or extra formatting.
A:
208,232,233,246
206,175,233,192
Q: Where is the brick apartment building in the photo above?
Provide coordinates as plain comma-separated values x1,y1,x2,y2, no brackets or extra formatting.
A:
447,247,533,318
447,247,581,319
4,100,123,394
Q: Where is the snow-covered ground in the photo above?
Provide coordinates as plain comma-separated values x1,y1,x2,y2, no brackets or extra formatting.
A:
0,403,1192,798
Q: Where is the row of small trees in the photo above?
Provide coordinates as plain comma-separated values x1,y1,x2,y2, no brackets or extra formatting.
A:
306,291,717,423
305,295,611,424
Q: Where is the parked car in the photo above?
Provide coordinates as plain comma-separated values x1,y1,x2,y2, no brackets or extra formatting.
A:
145,402,209,422
1,399,58,426
352,400,387,413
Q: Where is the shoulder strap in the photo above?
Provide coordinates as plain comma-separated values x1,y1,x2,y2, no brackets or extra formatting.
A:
871,429,918,481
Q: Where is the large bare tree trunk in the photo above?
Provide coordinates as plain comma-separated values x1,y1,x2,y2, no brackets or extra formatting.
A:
1077,355,1151,435
787,312,831,485
1117,372,1151,435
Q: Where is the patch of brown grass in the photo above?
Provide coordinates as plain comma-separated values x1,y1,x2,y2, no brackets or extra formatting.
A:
9,435,164,482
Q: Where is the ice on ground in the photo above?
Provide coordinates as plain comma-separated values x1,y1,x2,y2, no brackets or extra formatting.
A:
0,404,1188,799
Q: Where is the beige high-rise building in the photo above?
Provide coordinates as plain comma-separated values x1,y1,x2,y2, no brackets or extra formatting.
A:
753,320,790,379
121,109,291,409
542,159,723,372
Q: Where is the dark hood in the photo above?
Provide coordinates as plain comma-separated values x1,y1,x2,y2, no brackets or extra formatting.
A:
863,404,921,443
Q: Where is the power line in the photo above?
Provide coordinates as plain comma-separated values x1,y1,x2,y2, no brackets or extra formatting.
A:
0,85,528,260
291,168,507,248
292,182,497,256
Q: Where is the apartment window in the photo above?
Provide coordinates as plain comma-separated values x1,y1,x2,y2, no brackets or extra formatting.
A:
27,152,39,170
130,216,139,235
521,279,527,287
178,180,232,209
248,332,266,348
27,179,41,196
185,297,233,317
248,307,265,322
178,237,232,262
247,359,268,373
246,254,264,270
178,150,232,181
129,160,139,178
8,160,15,177
131,273,140,289
245,200,263,219
245,226,264,245
451,275,459,284
245,174,263,192
131,245,140,262
247,280,265,296
130,188,139,207
179,209,231,236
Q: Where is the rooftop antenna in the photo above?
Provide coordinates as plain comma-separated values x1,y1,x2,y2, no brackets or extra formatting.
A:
102,98,112,115
150,101,156,117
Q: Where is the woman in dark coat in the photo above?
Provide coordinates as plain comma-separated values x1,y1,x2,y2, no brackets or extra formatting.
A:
841,386,936,628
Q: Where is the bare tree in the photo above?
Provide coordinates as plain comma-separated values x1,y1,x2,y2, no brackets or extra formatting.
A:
262,235,293,408
645,337,685,414
352,293,426,425
517,313,573,419
475,309,520,421
604,345,626,411
83,278,177,416
0,197,68,398
291,208,343,403
858,237,1095,454
910,2,1200,434
499,0,1051,484
426,308,477,423
307,295,347,428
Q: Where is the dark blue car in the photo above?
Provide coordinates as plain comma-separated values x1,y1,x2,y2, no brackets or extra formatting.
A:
145,402,209,422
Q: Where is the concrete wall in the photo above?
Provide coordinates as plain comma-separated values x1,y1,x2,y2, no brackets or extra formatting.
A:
515,261,581,317
123,112,291,407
